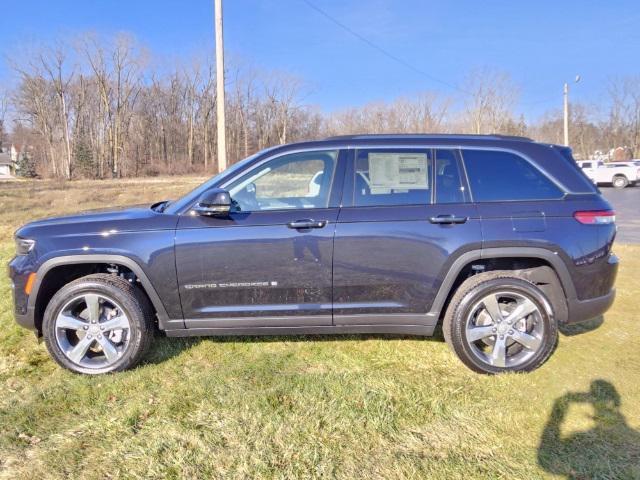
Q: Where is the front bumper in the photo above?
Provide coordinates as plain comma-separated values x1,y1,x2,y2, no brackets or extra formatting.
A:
14,309,36,331
8,255,38,332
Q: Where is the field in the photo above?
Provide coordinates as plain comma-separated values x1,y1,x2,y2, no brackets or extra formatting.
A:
1,178,639,479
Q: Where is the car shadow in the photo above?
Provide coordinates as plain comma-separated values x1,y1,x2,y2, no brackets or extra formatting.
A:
538,380,640,479
142,314,603,368
141,329,442,366
559,315,604,336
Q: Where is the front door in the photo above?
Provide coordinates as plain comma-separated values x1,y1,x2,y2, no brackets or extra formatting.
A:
332,147,481,326
175,149,344,329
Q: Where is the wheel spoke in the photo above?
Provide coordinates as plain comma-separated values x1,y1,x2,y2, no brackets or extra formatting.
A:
482,294,503,324
85,294,101,323
97,336,119,363
466,325,495,342
510,330,542,351
490,336,507,367
504,298,537,324
67,336,94,364
56,313,87,331
101,314,129,332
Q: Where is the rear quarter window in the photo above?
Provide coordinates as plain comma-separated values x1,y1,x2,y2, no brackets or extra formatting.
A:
462,149,564,202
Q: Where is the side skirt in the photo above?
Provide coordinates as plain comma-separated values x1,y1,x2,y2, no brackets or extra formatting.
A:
164,324,436,338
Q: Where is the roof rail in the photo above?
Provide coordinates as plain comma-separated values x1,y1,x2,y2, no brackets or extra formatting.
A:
324,133,534,142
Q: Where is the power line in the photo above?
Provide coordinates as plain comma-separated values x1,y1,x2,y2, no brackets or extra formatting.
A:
300,0,472,96
301,0,561,111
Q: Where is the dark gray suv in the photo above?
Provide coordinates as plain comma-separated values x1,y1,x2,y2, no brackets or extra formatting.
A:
9,134,618,374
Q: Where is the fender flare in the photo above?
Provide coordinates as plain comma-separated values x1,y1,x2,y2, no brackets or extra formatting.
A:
428,247,576,318
29,254,172,329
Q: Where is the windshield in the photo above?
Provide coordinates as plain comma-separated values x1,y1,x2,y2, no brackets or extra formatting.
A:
164,147,278,214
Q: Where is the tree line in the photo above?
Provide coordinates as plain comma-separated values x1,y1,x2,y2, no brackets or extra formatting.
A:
3,33,640,179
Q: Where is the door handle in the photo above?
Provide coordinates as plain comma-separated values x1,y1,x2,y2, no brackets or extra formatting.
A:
287,219,328,229
429,214,468,225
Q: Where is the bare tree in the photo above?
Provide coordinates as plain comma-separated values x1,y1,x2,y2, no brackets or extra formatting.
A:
37,44,74,179
0,88,8,149
12,31,640,178
81,33,144,177
607,76,640,156
463,68,520,134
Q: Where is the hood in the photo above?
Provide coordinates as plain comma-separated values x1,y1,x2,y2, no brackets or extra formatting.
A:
16,204,179,239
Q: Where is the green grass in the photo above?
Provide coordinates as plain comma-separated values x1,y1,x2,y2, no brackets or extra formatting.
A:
1,178,639,479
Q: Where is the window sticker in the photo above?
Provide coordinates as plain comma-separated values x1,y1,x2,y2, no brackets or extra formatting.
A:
368,153,429,192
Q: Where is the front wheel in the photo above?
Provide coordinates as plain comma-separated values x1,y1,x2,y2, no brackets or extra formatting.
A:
443,273,558,374
43,274,154,374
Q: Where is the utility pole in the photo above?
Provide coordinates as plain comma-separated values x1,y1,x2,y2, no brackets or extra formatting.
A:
214,0,227,172
563,75,580,147
563,82,569,146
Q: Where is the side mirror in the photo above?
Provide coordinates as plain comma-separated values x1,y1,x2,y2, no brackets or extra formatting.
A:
192,188,231,217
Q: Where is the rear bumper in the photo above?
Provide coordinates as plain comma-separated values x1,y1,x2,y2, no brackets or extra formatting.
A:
566,289,616,324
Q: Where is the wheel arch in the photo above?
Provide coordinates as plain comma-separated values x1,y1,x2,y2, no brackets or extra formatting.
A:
30,255,172,334
430,247,575,324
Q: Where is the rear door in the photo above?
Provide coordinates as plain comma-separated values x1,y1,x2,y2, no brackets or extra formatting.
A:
332,147,481,326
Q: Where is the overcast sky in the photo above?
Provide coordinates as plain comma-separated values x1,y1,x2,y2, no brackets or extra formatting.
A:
1,0,639,119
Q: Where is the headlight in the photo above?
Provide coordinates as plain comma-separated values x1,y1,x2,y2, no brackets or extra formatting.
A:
15,237,35,255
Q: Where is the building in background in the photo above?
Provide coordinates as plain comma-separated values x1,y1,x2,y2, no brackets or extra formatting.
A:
0,147,14,177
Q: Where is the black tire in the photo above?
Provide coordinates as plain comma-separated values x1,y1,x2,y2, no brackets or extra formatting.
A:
43,274,154,374
443,271,558,374
612,175,629,189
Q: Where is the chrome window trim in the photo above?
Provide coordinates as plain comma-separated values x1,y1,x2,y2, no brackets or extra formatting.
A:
180,147,341,215
179,143,572,213
344,144,569,193
223,148,339,213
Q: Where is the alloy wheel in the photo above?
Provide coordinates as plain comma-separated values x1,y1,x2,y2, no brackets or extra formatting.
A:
464,290,544,369
54,293,131,370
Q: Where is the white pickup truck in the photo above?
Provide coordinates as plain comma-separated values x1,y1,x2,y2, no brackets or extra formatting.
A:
576,160,640,188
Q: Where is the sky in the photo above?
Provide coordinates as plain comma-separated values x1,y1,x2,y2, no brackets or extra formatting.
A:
1,0,639,119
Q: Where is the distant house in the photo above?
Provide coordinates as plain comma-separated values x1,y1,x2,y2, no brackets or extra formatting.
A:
610,146,633,162
0,149,14,177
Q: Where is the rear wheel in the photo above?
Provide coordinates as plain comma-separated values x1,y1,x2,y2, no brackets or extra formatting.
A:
443,272,557,374
613,175,629,188
43,274,153,374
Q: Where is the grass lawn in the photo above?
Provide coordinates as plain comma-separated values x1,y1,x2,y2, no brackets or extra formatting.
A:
1,178,639,479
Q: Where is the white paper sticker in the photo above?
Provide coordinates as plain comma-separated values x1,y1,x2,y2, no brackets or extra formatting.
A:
368,153,429,190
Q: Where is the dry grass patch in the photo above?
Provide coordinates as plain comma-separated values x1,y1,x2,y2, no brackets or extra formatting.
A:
0,178,639,479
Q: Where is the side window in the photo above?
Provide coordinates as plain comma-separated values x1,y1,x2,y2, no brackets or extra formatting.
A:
354,149,432,207
581,162,592,169
228,150,337,211
462,150,563,202
435,149,467,204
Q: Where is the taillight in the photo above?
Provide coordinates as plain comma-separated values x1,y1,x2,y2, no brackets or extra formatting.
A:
574,210,616,224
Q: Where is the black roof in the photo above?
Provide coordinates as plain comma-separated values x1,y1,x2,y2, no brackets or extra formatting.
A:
324,133,533,142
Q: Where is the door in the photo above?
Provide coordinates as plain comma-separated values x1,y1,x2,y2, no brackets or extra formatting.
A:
175,149,344,328
332,147,481,326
